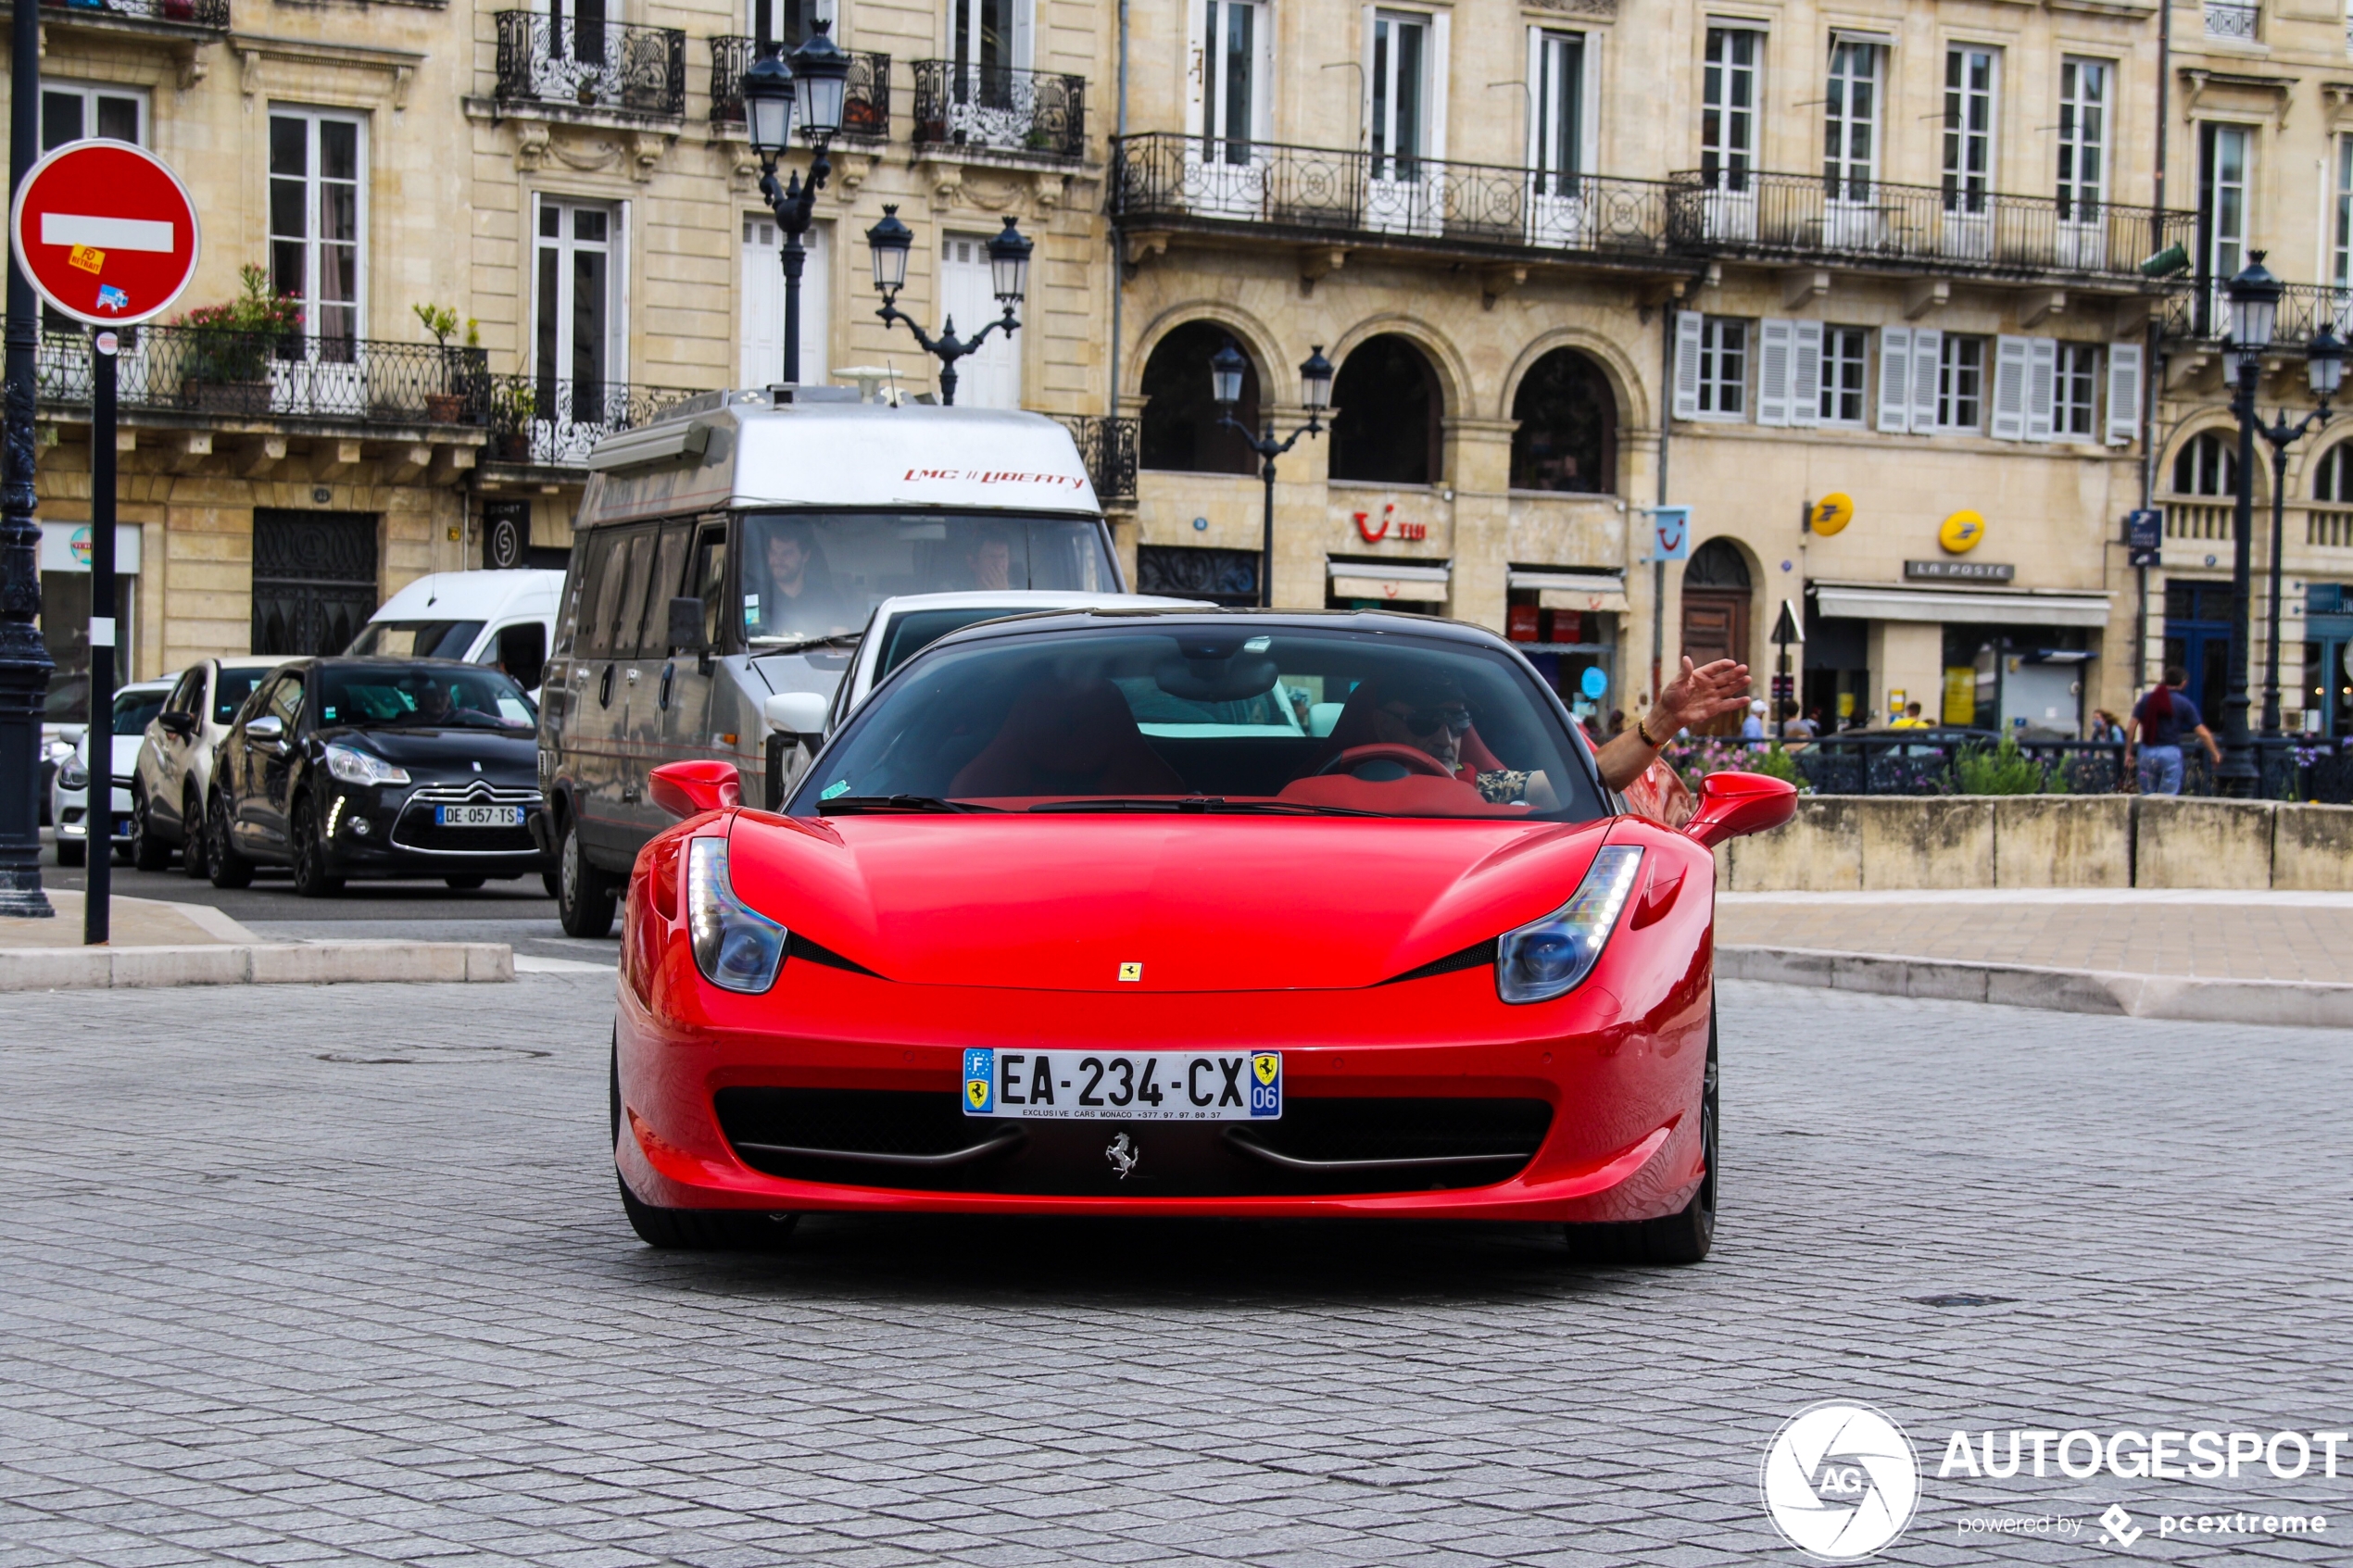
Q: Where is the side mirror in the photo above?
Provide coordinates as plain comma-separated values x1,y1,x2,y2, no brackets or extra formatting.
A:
1681,770,1797,849
245,715,285,746
649,759,743,819
665,596,707,657
763,690,830,741
160,710,198,738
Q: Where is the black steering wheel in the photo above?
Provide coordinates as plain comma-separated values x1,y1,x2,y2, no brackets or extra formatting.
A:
1313,743,1457,782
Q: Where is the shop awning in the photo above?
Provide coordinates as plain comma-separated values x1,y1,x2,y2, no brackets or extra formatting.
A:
1507,569,1629,615
1327,560,1450,603
1813,582,2113,628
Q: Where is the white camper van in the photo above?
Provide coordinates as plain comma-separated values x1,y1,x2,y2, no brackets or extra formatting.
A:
535,391,1123,936
348,569,563,699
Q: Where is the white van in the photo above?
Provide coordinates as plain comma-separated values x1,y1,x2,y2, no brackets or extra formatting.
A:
537,391,1124,936
348,569,563,700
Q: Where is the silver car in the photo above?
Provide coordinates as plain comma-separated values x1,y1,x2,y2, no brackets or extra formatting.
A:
128,657,284,875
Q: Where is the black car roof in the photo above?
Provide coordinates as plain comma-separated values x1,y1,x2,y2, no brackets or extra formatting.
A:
924,606,1516,656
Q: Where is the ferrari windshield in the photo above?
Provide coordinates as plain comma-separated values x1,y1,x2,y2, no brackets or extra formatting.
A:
741,512,1116,645
791,622,1605,822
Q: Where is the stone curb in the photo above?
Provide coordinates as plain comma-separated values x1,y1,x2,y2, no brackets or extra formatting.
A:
1718,946,2353,1028
0,942,514,992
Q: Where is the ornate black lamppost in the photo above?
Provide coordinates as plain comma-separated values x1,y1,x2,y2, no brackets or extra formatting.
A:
1208,337,1333,609
2,0,55,916
740,19,850,385
2218,254,2284,796
861,206,1030,407
2253,322,2344,746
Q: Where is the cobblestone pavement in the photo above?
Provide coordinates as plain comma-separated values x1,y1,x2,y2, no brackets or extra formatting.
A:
2,976,2347,1567
1718,888,2353,983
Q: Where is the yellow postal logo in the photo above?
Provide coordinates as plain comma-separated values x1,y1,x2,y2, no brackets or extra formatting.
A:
1252,1053,1278,1086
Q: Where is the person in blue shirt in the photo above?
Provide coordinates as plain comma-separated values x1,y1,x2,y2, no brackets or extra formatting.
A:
2126,667,2221,795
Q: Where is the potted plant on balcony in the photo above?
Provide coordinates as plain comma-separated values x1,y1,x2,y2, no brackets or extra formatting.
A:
412,304,481,423
491,380,538,461
175,265,299,416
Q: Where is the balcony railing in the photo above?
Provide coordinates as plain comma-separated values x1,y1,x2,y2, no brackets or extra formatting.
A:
1663,170,2195,281
1113,133,1676,259
710,39,889,137
37,0,229,26
35,328,489,425
1053,415,1138,503
2160,282,2353,347
495,11,686,119
485,374,706,470
912,61,1084,159
2205,0,2259,41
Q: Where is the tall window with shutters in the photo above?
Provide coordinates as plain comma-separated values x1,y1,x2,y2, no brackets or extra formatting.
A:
270,109,366,353
1820,327,1868,424
1701,28,1756,192
1825,41,1882,204
1697,317,1746,417
2056,343,2100,438
1942,46,1997,217
2057,58,2108,220
1938,336,1985,433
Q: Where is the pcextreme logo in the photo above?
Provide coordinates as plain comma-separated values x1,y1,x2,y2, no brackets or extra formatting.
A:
1760,1402,1922,1561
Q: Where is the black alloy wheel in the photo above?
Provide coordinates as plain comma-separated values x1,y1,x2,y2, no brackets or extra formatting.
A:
181,786,210,880
207,790,255,889
131,788,171,871
1564,997,1718,1266
557,812,617,938
291,797,343,897
445,875,487,891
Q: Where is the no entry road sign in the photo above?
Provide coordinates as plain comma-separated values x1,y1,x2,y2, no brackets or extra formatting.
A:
9,139,200,326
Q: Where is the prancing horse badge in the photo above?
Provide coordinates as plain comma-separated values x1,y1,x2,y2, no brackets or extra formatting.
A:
1105,1133,1139,1179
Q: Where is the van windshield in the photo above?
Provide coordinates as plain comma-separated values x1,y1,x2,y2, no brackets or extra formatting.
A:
348,620,484,660
740,512,1114,646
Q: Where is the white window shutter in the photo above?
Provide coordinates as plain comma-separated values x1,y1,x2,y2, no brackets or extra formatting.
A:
2107,340,2143,446
1877,326,1911,433
1755,319,1793,426
1428,11,1451,162
1910,326,1943,433
1673,311,1705,420
2025,337,2057,442
1990,335,2030,441
1791,320,1823,427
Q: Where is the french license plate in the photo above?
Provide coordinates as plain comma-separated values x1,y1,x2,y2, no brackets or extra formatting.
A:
434,805,522,827
963,1048,1281,1121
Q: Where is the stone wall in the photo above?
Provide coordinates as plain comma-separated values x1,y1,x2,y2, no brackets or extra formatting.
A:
1716,797,2353,892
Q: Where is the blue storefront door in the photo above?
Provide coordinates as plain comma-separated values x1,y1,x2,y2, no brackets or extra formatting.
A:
2163,582,2236,724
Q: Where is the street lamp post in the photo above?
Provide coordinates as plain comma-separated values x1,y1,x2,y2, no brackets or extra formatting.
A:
862,207,1030,407
2219,253,2284,797
740,19,850,385
1,0,55,917
2256,323,2343,744
1209,338,1334,609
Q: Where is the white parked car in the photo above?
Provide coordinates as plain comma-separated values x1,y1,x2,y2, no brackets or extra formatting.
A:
128,657,284,875
53,679,173,868
821,591,1211,735
346,569,562,700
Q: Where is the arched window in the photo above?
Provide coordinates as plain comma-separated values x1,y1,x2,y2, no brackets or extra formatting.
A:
1510,349,1617,493
2315,442,2353,501
2172,431,2239,496
1329,334,1441,484
1685,537,1752,589
1139,322,1260,474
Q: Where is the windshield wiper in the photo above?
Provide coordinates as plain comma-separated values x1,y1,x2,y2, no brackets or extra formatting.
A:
1026,797,1381,817
816,794,1001,816
749,632,863,653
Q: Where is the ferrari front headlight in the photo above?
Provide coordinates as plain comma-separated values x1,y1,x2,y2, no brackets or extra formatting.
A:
1495,846,1643,1005
686,835,787,994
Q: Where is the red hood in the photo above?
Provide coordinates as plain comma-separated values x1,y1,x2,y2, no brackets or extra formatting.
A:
724,812,1613,991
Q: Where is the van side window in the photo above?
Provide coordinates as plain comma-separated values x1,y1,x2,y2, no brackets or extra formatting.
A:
605,530,656,658
554,532,592,658
484,622,548,691
632,522,693,657
577,529,636,660
690,526,727,649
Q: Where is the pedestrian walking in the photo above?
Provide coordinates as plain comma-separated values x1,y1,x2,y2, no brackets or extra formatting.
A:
2089,709,2127,744
2126,666,2221,795
1890,701,1930,730
1740,698,1768,744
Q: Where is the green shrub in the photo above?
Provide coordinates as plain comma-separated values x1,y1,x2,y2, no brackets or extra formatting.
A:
1956,735,2051,795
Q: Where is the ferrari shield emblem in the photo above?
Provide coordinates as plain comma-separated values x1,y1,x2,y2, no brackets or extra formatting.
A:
1252,1054,1278,1086
1118,962,1142,982
962,1048,995,1115
1248,1053,1282,1117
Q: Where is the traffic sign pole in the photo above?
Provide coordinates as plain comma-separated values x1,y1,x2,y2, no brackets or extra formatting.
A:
83,333,116,944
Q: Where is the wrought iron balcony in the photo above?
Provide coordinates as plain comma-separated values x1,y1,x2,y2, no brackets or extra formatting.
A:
1053,414,1138,503
495,10,686,119
1114,132,1676,261
912,61,1085,159
35,327,489,425
34,0,229,28
710,39,889,137
2159,282,2353,348
484,374,708,470
1663,169,2196,282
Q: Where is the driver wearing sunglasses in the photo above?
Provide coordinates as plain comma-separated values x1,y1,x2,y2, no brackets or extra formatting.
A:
1368,679,1560,810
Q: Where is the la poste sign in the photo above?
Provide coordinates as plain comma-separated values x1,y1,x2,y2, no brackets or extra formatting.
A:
9,140,200,326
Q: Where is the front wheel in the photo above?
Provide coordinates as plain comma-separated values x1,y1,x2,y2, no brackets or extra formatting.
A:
557,813,617,938
131,789,172,871
208,793,255,889
1565,1004,1718,1266
181,788,210,880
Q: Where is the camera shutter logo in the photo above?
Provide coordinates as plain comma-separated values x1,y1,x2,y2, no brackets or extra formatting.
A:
1759,1402,1920,1561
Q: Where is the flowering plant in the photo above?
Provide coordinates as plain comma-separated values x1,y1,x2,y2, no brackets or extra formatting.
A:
176,266,301,383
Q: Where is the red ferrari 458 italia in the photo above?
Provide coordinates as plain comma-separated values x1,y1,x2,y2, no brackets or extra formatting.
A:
612,610,1793,1262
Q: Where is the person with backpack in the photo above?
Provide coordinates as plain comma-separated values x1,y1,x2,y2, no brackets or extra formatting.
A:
2127,666,2221,795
